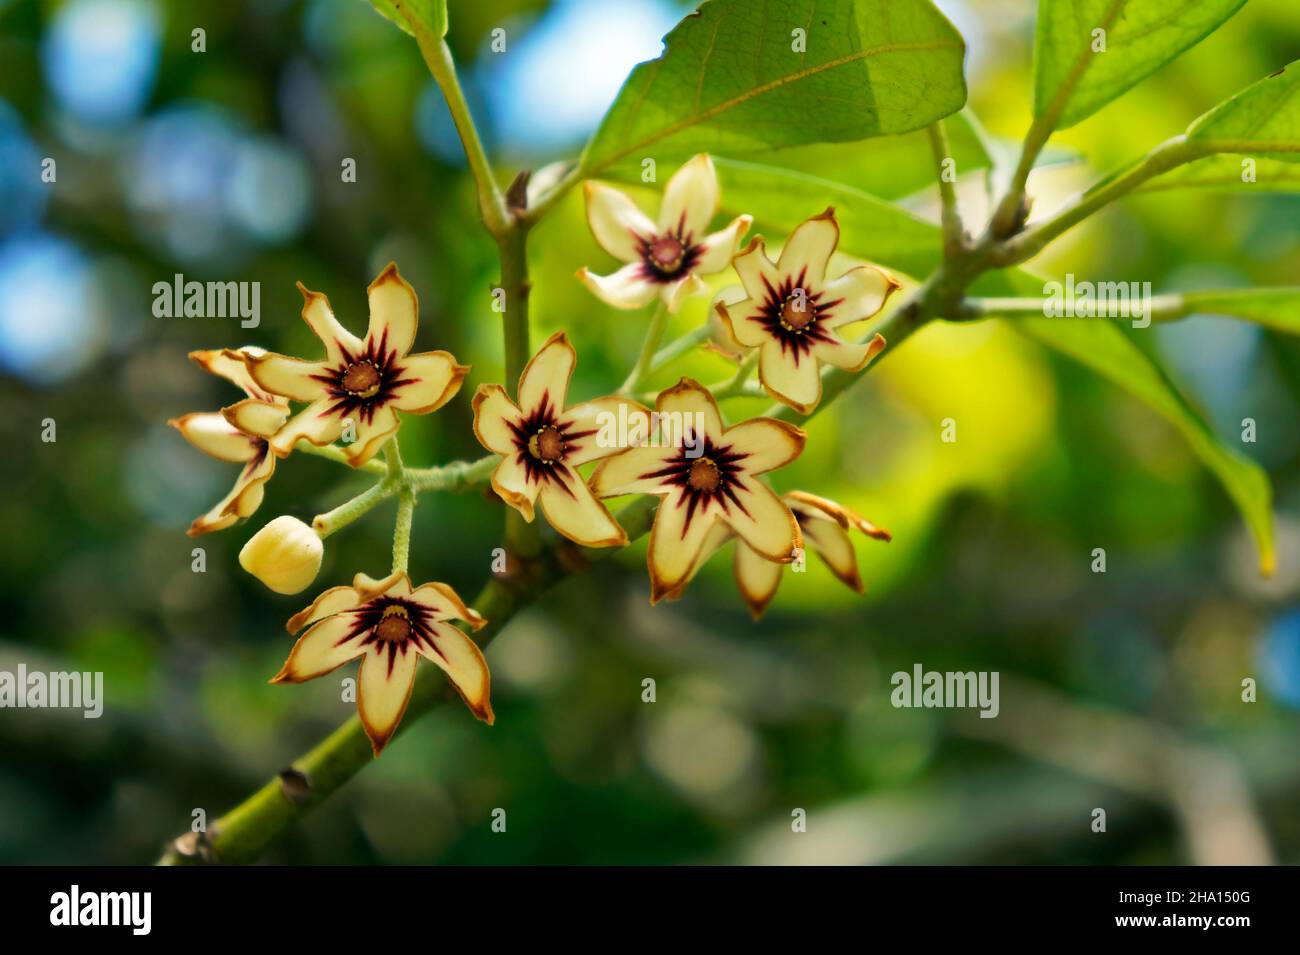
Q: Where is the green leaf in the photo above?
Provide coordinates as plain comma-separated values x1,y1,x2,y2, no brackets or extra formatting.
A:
1177,288,1300,333
1185,59,1300,162
1015,315,1274,575
582,0,967,178
1033,0,1245,130
1138,154,1300,193
364,0,446,38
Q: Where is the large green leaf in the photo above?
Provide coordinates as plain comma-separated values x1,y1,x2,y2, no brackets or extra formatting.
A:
582,0,967,178
1033,0,1245,130
1015,315,1274,574
1185,59,1300,162
364,0,447,38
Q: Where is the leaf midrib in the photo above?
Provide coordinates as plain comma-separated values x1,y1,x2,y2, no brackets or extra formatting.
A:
585,36,963,176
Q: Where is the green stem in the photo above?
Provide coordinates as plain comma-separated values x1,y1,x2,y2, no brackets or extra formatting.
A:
392,490,414,575
312,480,395,539
927,120,964,259
620,301,671,393
649,326,709,375
407,454,499,492
998,136,1202,264
416,33,509,238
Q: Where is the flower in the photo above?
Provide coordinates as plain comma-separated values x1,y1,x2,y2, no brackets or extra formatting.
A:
239,515,324,595
715,208,900,414
577,154,751,313
169,347,290,536
273,571,491,754
590,378,805,602
243,263,469,468
471,331,650,547
666,491,891,619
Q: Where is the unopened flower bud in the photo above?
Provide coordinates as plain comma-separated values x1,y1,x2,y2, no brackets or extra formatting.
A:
239,516,323,595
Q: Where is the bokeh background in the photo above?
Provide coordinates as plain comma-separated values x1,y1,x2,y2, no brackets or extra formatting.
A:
2,0,1299,865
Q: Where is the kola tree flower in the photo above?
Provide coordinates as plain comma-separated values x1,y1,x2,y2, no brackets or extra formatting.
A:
666,490,891,619
239,515,324,595
577,154,751,313
472,331,650,548
169,347,289,536
274,571,492,754
590,378,805,602
243,263,469,468
716,208,900,414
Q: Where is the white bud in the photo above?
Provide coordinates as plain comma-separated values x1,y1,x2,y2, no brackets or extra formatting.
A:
239,516,323,595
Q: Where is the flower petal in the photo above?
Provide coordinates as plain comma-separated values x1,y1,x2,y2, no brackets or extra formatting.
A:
647,495,723,603
661,520,733,601
799,512,862,592
297,283,364,363
244,353,330,403
271,613,367,682
589,444,680,498
822,266,900,329
776,208,839,286
576,263,660,311
785,490,892,541
694,214,753,274
366,263,418,357
388,350,468,414
538,469,627,547
267,398,346,458
170,412,260,463
471,383,524,456
187,449,275,536
342,404,399,467
559,395,652,466
721,417,806,474
409,581,486,628
491,453,542,521
221,398,289,439
286,582,369,633
519,331,575,415
715,297,770,349
812,332,886,372
661,272,708,313
584,181,656,262
656,377,724,440
758,340,822,414
420,620,494,724
189,347,276,402
719,478,801,563
357,642,420,754
731,236,780,301
734,539,783,619
658,153,720,238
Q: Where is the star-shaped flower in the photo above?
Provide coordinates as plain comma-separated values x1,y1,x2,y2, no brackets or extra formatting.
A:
716,208,900,414
665,490,891,619
273,571,491,754
472,331,650,548
169,347,290,536
243,263,468,468
590,379,805,602
577,154,751,313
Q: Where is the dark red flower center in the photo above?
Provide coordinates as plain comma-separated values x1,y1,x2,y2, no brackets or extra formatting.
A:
528,425,566,462
639,436,752,535
375,606,411,643
635,213,703,284
687,457,721,492
341,361,381,398
754,269,844,363
780,291,813,330
310,328,416,425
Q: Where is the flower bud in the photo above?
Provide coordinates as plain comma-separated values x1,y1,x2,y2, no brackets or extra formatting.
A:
239,516,323,595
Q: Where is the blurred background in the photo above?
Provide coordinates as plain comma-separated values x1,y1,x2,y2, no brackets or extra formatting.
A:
1,0,1299,865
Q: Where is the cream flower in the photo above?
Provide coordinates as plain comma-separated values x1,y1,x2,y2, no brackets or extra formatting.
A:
716,208,900,414
243,263,468,468
472,331,650,548
577,154,751,313
239,515,323,595
169,347,290,537
666,491,891,619
273,571,491,754
590,379,805,603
